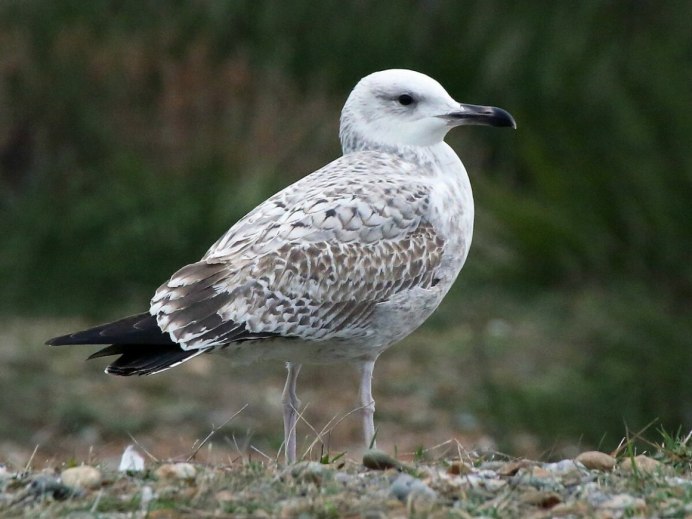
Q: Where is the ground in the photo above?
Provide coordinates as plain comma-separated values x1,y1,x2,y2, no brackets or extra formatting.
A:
1,317,690,516
1,442,690,517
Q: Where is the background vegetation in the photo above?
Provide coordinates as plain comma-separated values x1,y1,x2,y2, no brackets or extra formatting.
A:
0,1,690,459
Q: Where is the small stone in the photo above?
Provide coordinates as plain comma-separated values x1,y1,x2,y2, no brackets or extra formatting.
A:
462,474,483,488
525,466,552,478
496,459,532,476
575,451,616,471
289,461,330,485
363,449,404,471
599,493,647,513
544,459,584,475
582,482,613,508
483,478,507,491
60,466,102,489
27,474,74,500
618,455,664,475
520,489,562,508
389,473,436,502
478,461,506,471
118,445,145,472
512,466,561,491
475,469,500,479
447,460,473,475
155,463,197,481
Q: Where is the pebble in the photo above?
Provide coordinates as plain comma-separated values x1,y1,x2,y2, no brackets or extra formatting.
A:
155,463,197,482
580,482,612,507
519,489,562,508
475,468,500,479
618,455,664,475
462,471,506,491
26,474,75,500
497,459,533,476
483,478,507,491
550,501,590,515
575,451,616,471
599,493,647,513
462,474,483,488
511,466,562,491
362,449,404,471
522,466,552,478
544,459,585,475
60,466,102,489
447,460,473,475
389,473,436,502
118,445,145,472
289,461,330,485
478,460,507,471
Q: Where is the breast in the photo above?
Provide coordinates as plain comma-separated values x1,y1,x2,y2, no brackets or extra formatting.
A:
426,146,475,287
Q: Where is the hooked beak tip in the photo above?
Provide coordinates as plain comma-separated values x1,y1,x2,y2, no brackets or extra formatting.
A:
443,104,517,129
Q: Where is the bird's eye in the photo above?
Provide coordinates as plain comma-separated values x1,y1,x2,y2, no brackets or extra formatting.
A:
398,94,414,106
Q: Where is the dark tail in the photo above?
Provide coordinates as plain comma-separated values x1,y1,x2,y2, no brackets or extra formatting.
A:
47,312,172,346
46,312,207,376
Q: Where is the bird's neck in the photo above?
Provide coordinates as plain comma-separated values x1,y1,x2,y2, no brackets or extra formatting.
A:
341,134,459,175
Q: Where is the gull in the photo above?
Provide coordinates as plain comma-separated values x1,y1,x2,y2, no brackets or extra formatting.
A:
47,69,515,463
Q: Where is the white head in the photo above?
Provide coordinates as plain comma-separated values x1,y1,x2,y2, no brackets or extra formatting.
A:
340,69,515,152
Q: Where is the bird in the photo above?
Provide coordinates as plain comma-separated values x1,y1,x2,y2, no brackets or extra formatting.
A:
47,69,515,463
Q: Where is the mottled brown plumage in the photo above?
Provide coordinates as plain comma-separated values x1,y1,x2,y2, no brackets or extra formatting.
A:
151,155,444,351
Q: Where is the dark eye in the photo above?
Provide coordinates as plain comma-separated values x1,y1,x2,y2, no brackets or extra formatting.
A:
398,94,414,106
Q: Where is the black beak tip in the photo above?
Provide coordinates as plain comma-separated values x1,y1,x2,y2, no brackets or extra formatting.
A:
445,104,517,129
493,107,517,129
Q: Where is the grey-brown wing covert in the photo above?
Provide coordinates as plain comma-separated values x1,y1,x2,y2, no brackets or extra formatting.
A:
150,151,446,350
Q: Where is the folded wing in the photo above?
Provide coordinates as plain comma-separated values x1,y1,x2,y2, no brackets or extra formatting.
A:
151,151,447,351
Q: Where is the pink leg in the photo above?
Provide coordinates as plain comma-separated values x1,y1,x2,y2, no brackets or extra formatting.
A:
358,359,377,448
281,362,302,463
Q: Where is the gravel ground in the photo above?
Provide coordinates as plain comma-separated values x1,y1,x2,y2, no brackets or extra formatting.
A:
1,441,690,518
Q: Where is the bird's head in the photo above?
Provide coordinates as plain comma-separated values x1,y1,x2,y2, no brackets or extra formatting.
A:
340,69,516,152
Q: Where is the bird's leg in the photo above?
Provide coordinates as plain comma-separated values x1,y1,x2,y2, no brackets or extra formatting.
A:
358,359,377,448
281,362,302,464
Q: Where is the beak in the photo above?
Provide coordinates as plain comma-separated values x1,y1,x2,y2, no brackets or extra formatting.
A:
440,103,517,129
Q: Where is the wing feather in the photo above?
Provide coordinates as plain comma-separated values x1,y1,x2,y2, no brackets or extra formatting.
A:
151,151,447,350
